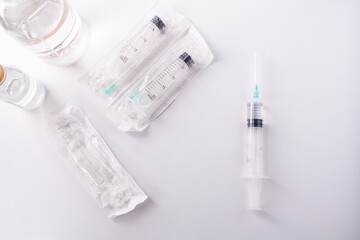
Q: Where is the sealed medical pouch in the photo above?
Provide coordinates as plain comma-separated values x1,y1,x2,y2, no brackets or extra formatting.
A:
82,4,214,131
81,4,191,105
48,103,147,218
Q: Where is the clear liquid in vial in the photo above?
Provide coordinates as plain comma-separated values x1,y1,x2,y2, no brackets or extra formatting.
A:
0,0,89,65
0,65,45,110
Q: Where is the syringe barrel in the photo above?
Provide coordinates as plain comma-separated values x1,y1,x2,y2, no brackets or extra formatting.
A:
247,101,264,124
244,101,264,178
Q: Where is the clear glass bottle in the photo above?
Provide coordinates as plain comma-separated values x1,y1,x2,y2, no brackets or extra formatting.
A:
0,0,89,65
0,64,46,110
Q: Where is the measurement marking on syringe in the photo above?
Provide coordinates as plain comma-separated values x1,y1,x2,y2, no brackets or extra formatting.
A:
104,17,168,97
148,60,183,88
164,69,171,76
130,54,192,101
158,72,165,79
147,81,157,90
119,21,154,59
121,26,145,52
154,78,160,85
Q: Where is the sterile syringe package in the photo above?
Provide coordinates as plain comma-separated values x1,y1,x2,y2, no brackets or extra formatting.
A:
81,4,214,132
82,4,192,105
107,26,214,131
48,103,147,218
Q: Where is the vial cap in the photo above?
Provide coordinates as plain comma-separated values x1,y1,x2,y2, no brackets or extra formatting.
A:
0,65,5,86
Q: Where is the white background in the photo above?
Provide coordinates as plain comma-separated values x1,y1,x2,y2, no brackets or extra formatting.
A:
0,0,359,239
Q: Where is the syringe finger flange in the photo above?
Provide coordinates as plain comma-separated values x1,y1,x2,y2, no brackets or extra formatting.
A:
179,52,194,68
151,16,166,32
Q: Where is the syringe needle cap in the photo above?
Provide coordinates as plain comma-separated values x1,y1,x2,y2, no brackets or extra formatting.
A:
253,83,259,99
253,52,260,99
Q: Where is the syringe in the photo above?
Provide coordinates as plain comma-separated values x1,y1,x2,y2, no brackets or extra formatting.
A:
243,53,266,210
130,52,194,105
90,16,166,98
115,52,195,131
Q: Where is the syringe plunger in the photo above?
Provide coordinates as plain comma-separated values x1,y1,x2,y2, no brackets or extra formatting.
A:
245,100,265,210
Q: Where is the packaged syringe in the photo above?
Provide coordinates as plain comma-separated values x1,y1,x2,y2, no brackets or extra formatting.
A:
107,26,213,131
48,103,147,217
81,4,192,105
81,4,214,132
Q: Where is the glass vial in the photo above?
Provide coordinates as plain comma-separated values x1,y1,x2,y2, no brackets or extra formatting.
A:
0,0,89,65
0,64,46,110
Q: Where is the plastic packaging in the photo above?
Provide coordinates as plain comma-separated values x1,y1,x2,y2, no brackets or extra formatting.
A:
82,5,191,104
107,26,214,131
82,5,214,132
0,0,89,65
0,64,45,110
48,103,147,217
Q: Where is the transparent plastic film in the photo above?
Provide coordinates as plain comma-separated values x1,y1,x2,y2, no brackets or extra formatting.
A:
107,26,214,131
82,5,191,104
109,52,195,131
48,103,147,217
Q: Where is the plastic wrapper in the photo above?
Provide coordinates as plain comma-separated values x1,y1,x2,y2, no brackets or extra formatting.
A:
81,4,213,132
48,103,147,217
107,26,214,131
81,4,191,105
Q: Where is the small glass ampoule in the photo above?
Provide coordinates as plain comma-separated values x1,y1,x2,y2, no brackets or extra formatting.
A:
0,64,46,110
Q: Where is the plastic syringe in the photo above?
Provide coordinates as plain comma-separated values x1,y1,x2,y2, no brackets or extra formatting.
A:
88,16,166,99
243,53,266,210
103,16,167,96
113,52,195,131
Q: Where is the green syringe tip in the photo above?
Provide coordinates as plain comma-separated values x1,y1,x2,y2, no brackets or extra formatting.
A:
253,84,259,99
104,83,116,95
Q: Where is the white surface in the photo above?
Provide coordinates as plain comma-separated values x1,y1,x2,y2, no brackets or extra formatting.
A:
0,0,359,239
